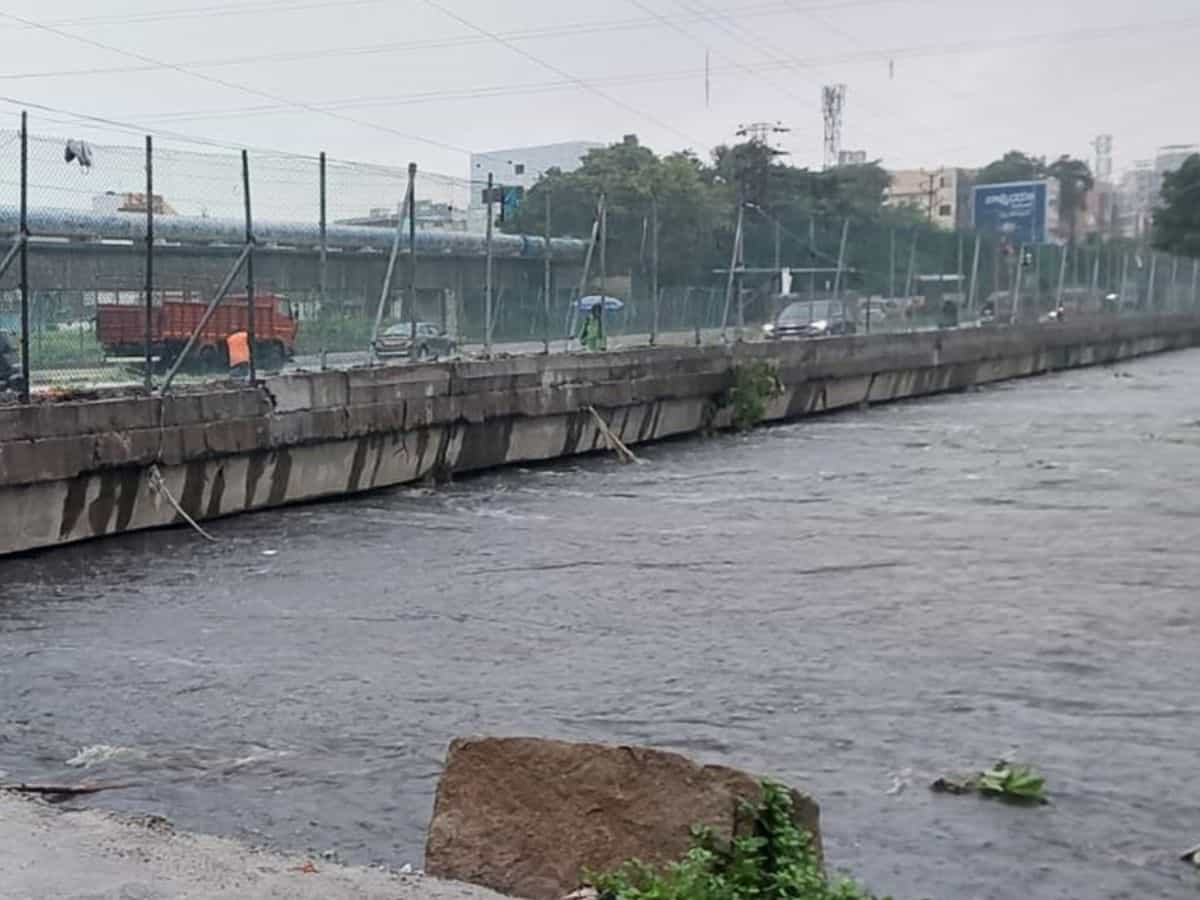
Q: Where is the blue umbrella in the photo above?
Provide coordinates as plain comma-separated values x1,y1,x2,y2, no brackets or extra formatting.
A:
578,294,625,312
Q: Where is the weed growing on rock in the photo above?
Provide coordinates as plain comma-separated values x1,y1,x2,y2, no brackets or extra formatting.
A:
728,362,782,431
591,781,888,900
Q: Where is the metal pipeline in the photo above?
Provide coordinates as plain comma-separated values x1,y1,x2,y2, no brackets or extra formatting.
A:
0,207,587,261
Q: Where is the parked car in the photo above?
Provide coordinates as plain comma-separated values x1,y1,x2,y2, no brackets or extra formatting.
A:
763,300,857,339
372,321,457,360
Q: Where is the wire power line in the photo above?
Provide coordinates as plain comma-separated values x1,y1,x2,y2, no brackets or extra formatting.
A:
0,10,535,169
418,0,709,151
623,0,814,123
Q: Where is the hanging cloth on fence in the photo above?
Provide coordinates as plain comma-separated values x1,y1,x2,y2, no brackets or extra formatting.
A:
64,139,93,170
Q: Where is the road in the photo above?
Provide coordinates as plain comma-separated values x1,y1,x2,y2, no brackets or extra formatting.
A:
28,328,734,390
4,348,1199,898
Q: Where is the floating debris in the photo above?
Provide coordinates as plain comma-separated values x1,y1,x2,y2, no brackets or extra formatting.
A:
932,762,1047,805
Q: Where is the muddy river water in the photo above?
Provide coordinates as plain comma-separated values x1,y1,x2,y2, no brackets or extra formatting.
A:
3,350,1200,898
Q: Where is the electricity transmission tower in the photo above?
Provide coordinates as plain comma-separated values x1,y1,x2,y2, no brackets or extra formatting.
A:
822,84,846,170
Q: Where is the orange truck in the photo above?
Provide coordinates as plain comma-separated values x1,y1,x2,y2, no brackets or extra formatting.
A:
97,292,300,372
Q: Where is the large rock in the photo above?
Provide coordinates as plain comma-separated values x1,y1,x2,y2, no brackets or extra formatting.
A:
424,737,821,900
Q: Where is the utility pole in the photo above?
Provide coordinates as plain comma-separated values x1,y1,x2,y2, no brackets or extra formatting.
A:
1119,252,1130,310
923,169,938,224
1192,259,1199,309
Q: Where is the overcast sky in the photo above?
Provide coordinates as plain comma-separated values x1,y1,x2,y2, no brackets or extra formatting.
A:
1,0,1197,195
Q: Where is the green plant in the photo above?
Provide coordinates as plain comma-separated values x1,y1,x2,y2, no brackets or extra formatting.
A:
977,763,1046,804
591,782,888,900
727,361,782,431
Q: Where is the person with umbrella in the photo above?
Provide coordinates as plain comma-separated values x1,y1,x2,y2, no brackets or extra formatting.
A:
579,302,606,352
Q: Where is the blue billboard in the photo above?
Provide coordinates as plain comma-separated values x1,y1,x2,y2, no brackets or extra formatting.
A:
972,180,1051,244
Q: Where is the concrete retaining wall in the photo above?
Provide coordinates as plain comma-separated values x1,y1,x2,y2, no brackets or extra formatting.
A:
2,315,1197,556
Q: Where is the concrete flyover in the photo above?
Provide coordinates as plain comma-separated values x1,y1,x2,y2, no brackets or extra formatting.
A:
1,315,1197,556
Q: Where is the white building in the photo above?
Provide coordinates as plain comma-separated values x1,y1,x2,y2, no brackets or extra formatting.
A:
1116,144,1200,239
467,140,603,232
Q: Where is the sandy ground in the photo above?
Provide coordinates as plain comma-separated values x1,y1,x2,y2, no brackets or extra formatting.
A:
0,791,508,900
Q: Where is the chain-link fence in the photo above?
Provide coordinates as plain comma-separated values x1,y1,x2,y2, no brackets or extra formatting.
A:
3,110,1200,403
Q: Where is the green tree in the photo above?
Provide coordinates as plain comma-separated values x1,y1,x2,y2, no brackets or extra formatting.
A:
501,140,725,285
977,150,1045,185
1153,154,1200,258
1046,155,1094,244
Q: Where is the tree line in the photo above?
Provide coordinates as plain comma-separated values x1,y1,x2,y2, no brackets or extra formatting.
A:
499,136,1200,297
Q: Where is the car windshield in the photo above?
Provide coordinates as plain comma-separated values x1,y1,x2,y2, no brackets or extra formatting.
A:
778,301,841,323
383,323,440,338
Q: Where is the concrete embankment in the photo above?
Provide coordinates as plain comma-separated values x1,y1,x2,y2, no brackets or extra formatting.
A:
0,791,508,900
2,315,1197,556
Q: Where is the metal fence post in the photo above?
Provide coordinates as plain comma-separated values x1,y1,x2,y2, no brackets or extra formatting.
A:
1011,242,1026,324
1032,244,1042,312
956,231,964,311
1170,255,1179,313
720,201,743,343
144,135,154,390
888,227,896,304
1147,253,1158,312
318,151,327,322
1089,245,1100,308
650,193,659,347
832,217,849,307
407,162,418,356
543,188,551,354
370,175,410,363
967,234,981,314
19,111,30,403
242,150,256,383
598,192,608,349
484,172,494,356
1055,243,1068,310
903,230,918,305
1119,253,1130,312
159,244,252,392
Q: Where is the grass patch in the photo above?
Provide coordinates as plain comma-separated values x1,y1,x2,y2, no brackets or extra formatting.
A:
294,316,375,354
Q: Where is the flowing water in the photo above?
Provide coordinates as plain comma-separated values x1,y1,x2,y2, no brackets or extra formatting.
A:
3,350,1200,899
